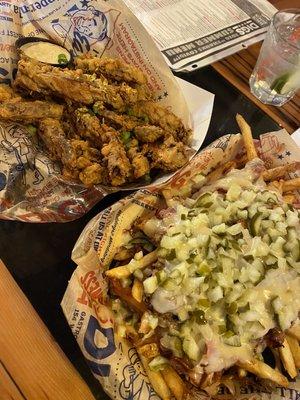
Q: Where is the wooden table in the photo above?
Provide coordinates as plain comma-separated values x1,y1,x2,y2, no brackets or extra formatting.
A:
212,0,300,133
0,260,96,400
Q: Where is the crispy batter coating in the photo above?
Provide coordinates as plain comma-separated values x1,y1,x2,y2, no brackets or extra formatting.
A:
117,82,149,107
39,119,103,185
79,163,103,186
143,136,190,171
0,84,20,102
38,118,76,166
101,134,132,186
66,140,103,185
7,55,193,187
93,102,140,131
74,107,144,185
134,125,164,143
74,107,104,147
75,55,148,85
15,58,123,108
130,101,192,144
0,99,63,122
127,138,150,179
15,57,150,110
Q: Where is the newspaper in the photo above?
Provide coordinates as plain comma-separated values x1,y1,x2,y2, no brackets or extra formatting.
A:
123,0,277,71
0,0,214,222
62,130,300,400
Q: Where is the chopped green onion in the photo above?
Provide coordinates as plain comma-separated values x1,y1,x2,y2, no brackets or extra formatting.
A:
142,115,149,123
93,103,101,114
57,53,68,64
26,124,37,135
120,131,132,145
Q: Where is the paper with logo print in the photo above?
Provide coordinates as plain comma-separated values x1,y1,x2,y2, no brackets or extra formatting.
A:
0,0,213,222
62,130,300,400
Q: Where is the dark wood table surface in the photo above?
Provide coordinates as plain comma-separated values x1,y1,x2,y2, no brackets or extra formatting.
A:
0,1,299,399
212,0,300,133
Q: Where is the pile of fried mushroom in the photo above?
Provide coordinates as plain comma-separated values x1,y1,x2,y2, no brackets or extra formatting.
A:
0,54,192,186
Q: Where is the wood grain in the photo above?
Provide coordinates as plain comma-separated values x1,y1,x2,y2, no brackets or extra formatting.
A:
212,0,300,133
0,361,26,400
0,259,96,400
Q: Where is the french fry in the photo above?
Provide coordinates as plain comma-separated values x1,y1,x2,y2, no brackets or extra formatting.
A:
161,365,186,400
237,359,289,387
132,278,144,303
106,250,157,279
114,247,135,261
282,177,300,193
287,325,300,341
262,162,300,181
138,353,171,400
278,338,297,378
286,334,300,369
110,278,147,314
268,180,283,195
138,343,160,358
236,114,257,161
283,193,296,204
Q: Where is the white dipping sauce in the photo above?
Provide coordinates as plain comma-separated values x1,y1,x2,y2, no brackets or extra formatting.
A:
21,42,70,64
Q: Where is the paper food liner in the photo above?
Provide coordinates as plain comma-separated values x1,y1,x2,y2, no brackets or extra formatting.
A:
0,0,214,223
62,130,300,400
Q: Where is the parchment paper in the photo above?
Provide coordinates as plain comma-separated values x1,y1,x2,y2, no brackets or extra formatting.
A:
62,130,300,400
0,0,214,222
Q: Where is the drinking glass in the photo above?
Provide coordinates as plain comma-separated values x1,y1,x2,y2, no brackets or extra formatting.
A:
249,9,300,106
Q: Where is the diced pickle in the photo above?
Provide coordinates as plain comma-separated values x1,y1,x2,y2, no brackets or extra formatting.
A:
227,302,238,314
195,192,213,208
198,299,210,308
193,310,207,325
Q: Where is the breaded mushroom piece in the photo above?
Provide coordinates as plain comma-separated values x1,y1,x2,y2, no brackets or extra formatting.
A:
126,138,150,179
75,55,148,85
101,134,132,186
129,101,192,144
134,125,164,143
0,100,63,123
0,84,21,102
143,136,191,171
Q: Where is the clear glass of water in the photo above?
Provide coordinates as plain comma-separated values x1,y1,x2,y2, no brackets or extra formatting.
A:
249,9,300,106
